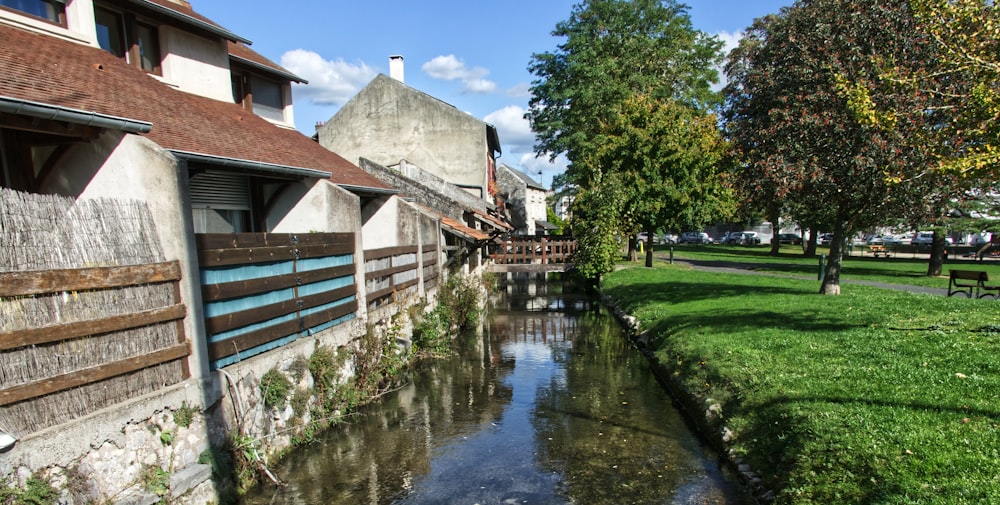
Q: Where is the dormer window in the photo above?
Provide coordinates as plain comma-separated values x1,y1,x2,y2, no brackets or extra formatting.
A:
95,5,161,74
0,0,65,25
232,71,287,123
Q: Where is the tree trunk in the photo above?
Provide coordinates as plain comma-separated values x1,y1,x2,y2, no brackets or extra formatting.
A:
820,233,846,295
927,231,947,277
645,227,655,268
804,228,818,257
768,201,781,256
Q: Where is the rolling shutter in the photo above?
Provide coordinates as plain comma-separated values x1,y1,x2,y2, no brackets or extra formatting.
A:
189,170,250,210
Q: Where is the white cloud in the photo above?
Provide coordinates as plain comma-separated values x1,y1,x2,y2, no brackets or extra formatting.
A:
717,30,744,56
280,49,378,106
712,30,745,91
506,82,532,98
519,152,568,183
484,105,533,151
421,54,496,94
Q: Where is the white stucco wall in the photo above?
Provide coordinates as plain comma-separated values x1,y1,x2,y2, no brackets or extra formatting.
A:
159,25,233,102
318,75,490,199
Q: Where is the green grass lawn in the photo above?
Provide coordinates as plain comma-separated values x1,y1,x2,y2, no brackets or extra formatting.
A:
603,262,1000,504
651,244,1000,289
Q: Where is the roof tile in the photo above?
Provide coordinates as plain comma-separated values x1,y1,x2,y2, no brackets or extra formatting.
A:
0,24,390,191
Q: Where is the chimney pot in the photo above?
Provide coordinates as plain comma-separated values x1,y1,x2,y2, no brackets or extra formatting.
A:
389,55,404,83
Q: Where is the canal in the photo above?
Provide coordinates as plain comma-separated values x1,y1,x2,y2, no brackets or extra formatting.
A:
241,272,750,504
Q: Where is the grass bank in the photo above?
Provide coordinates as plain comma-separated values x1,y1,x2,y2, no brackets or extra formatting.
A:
603,262,1000,504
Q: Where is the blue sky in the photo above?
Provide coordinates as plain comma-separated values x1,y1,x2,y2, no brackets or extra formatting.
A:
195,1,790,185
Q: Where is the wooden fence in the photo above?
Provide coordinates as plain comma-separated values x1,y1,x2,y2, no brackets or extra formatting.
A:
422,244,440,291
490,236,577,264
0,261,189,434
364,245,421,311
197,233,358,369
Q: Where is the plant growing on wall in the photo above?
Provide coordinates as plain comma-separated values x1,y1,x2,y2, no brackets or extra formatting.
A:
260,369,292,410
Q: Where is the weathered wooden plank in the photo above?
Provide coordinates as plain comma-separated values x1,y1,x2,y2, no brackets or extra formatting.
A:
0,304,187,351
207,319,301,361
0,343,190,406
197,242,355,267
0,261,181,297
363,245,419,261
364,263,416,281
366,285,395,302
396,278,419,291
207,299,358,361
300,299,357,329
196,232,354,250
201,264,355,301
204,284,356,334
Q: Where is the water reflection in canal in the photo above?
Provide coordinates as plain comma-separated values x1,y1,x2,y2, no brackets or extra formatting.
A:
241,272,750,504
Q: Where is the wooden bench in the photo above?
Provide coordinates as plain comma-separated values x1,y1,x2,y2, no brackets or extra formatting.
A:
948,270,1000,298
868,245,891,258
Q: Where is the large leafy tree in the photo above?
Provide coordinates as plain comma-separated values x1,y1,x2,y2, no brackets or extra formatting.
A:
844,0,1000,177
723,0,950,294
593,94,730,267
526,0,725,278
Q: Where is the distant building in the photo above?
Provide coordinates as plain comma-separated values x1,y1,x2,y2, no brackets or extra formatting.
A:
316,71,502,206
497,163,553,236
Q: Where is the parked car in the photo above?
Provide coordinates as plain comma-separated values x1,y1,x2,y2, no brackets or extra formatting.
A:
881,235,905,246
721,231,742,244
866,235,884,245
679,231,712,244
911,231,953,248
777,233,802,245
818,233,834,245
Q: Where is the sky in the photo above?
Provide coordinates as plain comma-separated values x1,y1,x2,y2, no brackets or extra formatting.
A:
195,1,791,187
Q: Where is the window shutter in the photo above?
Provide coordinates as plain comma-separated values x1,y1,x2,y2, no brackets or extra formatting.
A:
189,170,250,210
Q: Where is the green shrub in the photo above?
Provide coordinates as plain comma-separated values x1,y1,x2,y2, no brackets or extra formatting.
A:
0,476,58,505
260,369,292,410
173,401,196,428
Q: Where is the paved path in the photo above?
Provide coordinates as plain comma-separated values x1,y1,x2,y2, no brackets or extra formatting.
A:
662,256,950,296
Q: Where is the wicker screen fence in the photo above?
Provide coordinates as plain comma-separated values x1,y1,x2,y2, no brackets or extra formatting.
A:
0,189,189,437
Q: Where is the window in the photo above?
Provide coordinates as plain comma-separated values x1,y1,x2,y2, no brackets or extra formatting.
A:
249,76,284,122
95,7,125,58
232,71,287,122
0,0,65,25
94,6,161,74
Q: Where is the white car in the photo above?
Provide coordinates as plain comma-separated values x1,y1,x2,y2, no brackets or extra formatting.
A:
911,232,953,247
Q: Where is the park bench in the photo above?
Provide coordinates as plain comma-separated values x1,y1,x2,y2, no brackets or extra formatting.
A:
947,269,1000,298
868,245,891,258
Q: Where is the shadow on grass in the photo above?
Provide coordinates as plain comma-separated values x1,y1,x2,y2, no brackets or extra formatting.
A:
732,393,1000,503
604,279,871,336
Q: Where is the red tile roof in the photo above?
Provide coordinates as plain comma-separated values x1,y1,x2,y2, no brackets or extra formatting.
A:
441,216,491,242
0,24,390,191
228,41,305,83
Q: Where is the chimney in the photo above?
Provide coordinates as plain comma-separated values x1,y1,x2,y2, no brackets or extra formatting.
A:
389,55,404,83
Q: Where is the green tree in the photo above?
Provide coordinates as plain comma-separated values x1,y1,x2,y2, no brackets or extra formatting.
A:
592,94,730,267
844,0,1000,177
527,0,725,278
723,0,949,294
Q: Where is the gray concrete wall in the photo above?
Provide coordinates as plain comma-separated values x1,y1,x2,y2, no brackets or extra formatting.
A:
318,74,490,198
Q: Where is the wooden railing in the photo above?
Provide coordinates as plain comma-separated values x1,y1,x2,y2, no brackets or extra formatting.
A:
364,245,420,310
197,233,357,369
0,261,189,408
422,244,439,290
490,236,577,264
